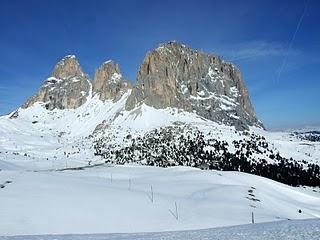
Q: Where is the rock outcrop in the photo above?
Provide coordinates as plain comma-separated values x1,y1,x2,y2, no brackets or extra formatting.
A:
126,41,262,129
23,55,91,110
21,42,262,130
93,60,131,101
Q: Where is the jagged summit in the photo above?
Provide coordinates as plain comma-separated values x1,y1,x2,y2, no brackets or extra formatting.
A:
59,54,76,60
93,60,131,101
52,55,85,79
126,41,262,129
95,60,122,84
23,55,91,110
156,41,191,52
21,42,262,129
155,41,210,58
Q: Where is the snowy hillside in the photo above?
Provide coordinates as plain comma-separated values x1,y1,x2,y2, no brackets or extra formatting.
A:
1,93,319,167
1,219,319,240
1,159,320,236
0,86,320,236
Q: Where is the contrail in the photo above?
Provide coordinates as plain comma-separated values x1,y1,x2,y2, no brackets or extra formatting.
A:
276,0,309,83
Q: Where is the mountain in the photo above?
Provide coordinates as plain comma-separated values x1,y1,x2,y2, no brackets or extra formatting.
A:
1,41,319,186
0,41,320,236
23,55,91,110
93,60,131,101
20,41,261,130
126,41,262,129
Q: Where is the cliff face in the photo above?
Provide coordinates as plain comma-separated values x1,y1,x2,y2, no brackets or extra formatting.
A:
93,60,131,101
23,55,91,110
126,42,262,129
21,42,262,129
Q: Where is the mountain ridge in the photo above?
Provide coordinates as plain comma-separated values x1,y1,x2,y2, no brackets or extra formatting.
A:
23,55,91,110
19,41,263,130
126,41,262,129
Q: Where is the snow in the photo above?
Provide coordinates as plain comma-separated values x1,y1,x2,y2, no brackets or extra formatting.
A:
112,104,207,131
71,77,81,82
0,160,319,236
207,66,217,80
44,77,63,86
197,90,205,96
189,94,214,101
56,55,77,66
64,55,76,59
291,125,320,133
207,66,225,89
253,127,320,165
45,77,60,82
230,86,240,97
230,114,240,119
156,45,164,51
0,87,320,236
155,44,173,54
0,90,319,165
111,72,122,82
220,103,233,111
179,83,189,95
1,219,319,240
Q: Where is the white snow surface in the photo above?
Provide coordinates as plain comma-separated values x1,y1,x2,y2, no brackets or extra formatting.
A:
1,219,319,239
0,161,320,236
0,91,320,236
110,72,122,83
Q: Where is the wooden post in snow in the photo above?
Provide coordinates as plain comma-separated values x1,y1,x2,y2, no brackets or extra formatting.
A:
252,211,255,224
175,201,178,220
150,185,154,203
169,201,179,220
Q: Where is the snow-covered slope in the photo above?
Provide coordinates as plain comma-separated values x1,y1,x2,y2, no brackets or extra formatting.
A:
0,160,319,236
1,93,319,166
0,87,320,236
0,91,131,159
1,219,319,240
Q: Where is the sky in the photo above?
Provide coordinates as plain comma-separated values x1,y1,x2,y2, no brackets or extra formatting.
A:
0,0,319,130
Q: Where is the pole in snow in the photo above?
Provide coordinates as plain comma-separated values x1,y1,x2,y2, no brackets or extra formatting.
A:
252,211,255,224
169,201,179,220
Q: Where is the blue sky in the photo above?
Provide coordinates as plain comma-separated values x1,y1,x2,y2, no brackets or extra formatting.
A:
0,0,319,129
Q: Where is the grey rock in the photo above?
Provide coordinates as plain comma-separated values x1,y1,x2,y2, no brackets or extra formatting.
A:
23,55,91,110
126,41,263,129
9,110,19,119
21,43,262,130
93,60,131,101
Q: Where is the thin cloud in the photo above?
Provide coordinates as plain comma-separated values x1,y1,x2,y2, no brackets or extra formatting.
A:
222,41,299,62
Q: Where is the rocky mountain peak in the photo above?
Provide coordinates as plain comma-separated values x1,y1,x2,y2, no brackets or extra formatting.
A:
23,55,91,110
126,41,262,129
93,60,131,101
20,43,262,130
52,55,85,80
94,60,122,84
